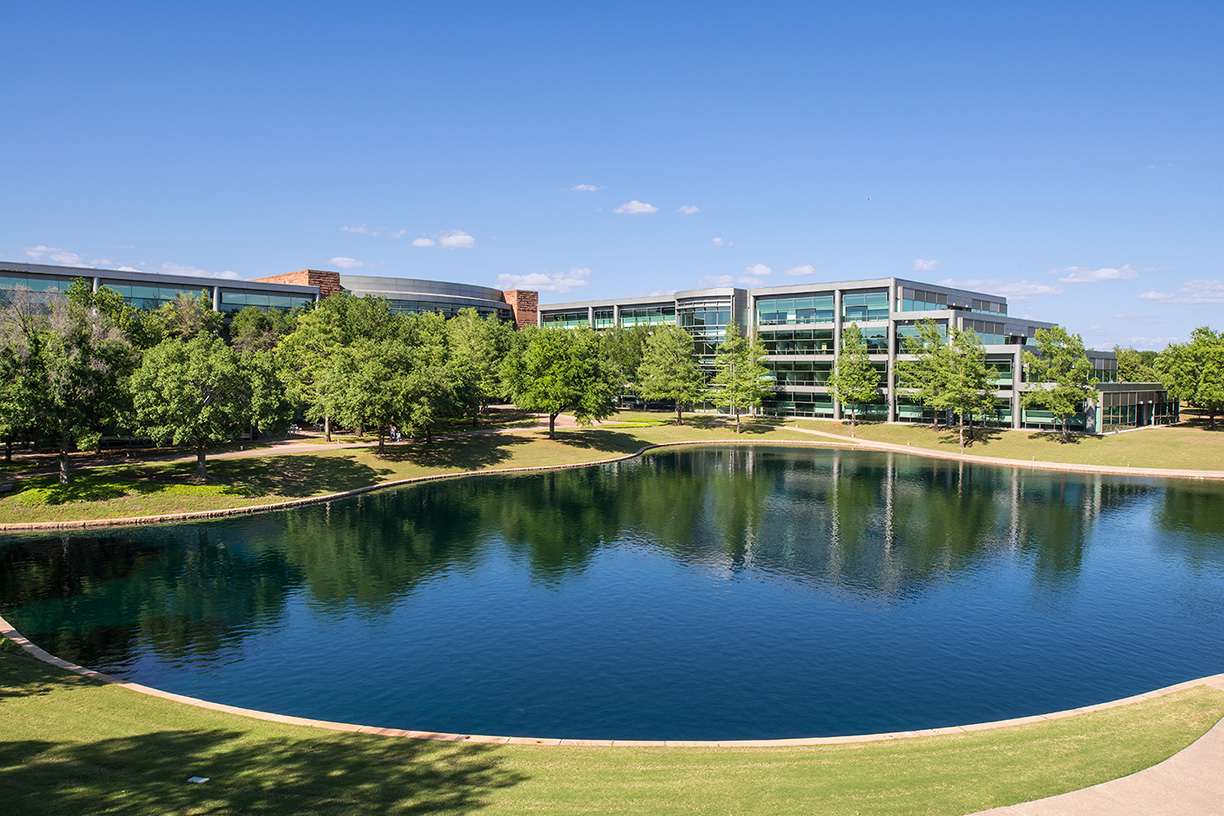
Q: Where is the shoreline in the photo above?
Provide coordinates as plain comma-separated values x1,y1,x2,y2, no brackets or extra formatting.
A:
3,432,1223,533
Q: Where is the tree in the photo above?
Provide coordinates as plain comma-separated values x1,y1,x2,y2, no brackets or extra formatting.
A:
448,308,513,425
154,292,223,340
241,349,294,439
0,288,44,463
705,322,771,433
938,326,997,451
33,293,135,483
1113,346,1159,383
827,323,880,435
331,337,408,454
895,319,948,428
229,306,295,354
601,324,651,393
1157,327,1224,428
400,311,470,444
1023,326,1097,443
500,326,618,438
132,334,253,479
637,325,704,424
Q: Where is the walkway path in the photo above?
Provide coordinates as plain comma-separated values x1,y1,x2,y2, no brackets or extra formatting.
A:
971,676,1224,814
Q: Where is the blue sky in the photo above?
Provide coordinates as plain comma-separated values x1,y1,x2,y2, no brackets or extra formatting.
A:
3,1,1221,349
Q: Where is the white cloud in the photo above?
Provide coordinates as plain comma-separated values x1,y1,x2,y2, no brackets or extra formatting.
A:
571,184,601,192
342,224,376,234
1139,280,1224,304
330,256,364,270
116,265,140,272
412,237,436,248
390,229,406,239
712,237,733,246
1051,264,1139,284
937,277,1064,301
117,244,136,250
614,200,658,215
1145,163,1175,170
438,230,476,249
745,263,772,278
1120,335,1183,351
785,264,817,277
24,245,87,266
698,268,770,287
913,259,940,272
498,268,592,294
678,205,700,215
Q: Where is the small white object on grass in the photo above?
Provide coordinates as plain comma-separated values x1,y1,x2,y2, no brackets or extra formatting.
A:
187,776,209,784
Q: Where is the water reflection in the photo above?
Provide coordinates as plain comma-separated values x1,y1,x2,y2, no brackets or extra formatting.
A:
0,447,1210,678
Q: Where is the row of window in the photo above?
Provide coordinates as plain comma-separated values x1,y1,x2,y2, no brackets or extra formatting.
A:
898,287,1006,316
220,291,317,311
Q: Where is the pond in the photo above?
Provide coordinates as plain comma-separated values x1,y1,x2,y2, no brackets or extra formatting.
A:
2,446,1223,741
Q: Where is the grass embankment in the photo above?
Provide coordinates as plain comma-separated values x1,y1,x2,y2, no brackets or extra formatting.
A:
795,418,1224,471
1,646,1221,816
0,423,822,525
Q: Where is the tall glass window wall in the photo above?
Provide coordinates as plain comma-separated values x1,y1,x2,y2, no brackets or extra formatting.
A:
220,290,316,314
678,304,732,360
1099,390,1178,432
962,319,1006,346
543,311,590,328
898,287,1005,316
755,295,834,326
768,360,833,386
894,320,947,353
0,271,80,304
842,291,889,322
593,309,615,329
762,392,835,418
620,305,674,327
759,329,835,355
110,282,211,311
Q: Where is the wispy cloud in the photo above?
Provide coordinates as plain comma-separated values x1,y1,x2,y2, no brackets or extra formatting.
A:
1120,335,1183,351
785,264,817,277
158,262,240,280
330,257,364,270
1145,163,1175,170
699,264,772,288
412,230,477,249
342,224,406,238
937,277,1063,301
24,245,90,266
677,205,700,215
614,200,658,215
23,246,240,279
1139,280,1224,304
712,237,733,247
913,259,940,272
571,184,601,192
745,263,772,278
1050,264,1139,284
498,268,592,294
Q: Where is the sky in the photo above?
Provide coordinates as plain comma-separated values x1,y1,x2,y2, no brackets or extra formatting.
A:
3,1,1221,350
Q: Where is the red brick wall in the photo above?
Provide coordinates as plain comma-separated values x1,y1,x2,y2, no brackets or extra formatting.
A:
502,289,538,330
250,269,342,298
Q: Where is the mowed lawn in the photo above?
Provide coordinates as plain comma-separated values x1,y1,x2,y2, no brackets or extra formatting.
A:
794,418,1224,471
0,423,826,525
2,645,1222,816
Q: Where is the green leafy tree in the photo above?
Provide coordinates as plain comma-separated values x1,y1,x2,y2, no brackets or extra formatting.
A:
447,308,513,425
1113,346,1159,383
705,322,771,433
332,337,408,454
638,324,704,424
600,324,651,392
500,326,617,438
939,326,998,451
827,323,880,435
0,288,44,463
895,319,948,428
1157,327,1224,428
401,311,470,443
154,291,223,340
1023,326,1097,443
229,306,295,354
132,334,253,479
241,349,294,439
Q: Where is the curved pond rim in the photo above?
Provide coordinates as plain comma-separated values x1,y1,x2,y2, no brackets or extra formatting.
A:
3,612,1222,747
3,435,1223,534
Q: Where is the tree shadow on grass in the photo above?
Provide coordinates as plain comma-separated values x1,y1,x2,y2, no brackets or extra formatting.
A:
1026,431,1085,445
213,455,396,498
376,434,532,471
0,729,526,815
549,429,651,454
938,425,1005,448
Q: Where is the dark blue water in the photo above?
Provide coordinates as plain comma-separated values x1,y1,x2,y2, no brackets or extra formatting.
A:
2,447,1223,740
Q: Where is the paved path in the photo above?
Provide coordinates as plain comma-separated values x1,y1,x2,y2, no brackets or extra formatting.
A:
970,676,1224,814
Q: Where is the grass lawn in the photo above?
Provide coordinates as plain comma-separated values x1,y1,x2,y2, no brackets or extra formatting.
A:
793,418,1224,471
1,645,1221,815
0,423,824,525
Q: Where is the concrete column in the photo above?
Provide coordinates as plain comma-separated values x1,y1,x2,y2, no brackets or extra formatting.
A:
587,305,594,328
212,285,221,312
613,304,620,327
886,320,897,423
832,288,843,420
92,276,100,294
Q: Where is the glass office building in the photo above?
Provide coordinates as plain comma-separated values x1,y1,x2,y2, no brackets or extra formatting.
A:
539,276,1176,433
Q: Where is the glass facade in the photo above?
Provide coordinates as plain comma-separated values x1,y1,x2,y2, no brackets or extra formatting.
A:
0,271,79,304
543,310,590,328
678,303,733,360
898,286,1006,316
593,308,614,329
219,289,316,313
756,295,834,326
620,305,674,327
762,392,835,418
759,328,835,355
962,318,1006,346
768,360,833,386
842,291,889,322
894,319,947,353
1099,389,1179,432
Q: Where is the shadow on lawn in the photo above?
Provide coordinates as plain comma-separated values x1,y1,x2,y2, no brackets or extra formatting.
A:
0,730,525,815
376,433,533,470
1026,431,1085,445
939,425,1005,448
550,429,649,454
